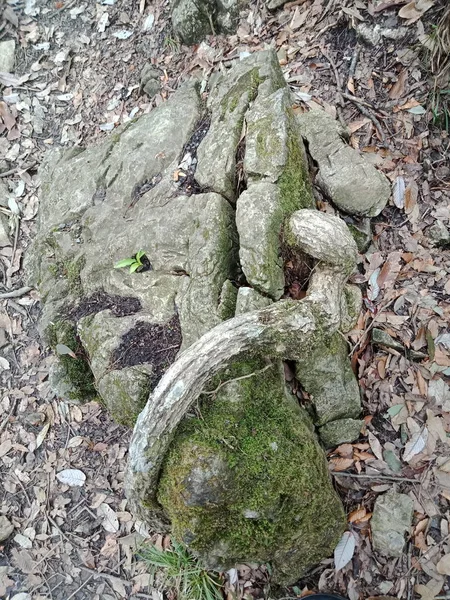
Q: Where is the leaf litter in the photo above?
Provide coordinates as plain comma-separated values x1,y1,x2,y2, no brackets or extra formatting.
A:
1,0,450,599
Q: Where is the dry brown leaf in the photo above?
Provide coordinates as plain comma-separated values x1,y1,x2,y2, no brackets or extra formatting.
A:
389,70,408,99
398,0,434,21
334,443,354,457
329,457,354,471
436,554,450,575
348,506,367,523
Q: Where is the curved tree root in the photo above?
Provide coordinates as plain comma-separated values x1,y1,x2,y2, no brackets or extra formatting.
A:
125,209,358,526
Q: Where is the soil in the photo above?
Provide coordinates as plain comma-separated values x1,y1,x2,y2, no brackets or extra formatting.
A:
111,315,182,387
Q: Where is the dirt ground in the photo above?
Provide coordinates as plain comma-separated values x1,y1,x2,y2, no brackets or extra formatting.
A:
0,0,449,599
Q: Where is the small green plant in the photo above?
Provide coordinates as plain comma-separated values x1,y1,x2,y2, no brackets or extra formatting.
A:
114,250,147,274
139,539,224,600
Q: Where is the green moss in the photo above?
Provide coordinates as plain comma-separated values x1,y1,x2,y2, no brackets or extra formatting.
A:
108,374,149,428
219,68,262,120
158,358,345,581
278,111,315,213
46,319,97,403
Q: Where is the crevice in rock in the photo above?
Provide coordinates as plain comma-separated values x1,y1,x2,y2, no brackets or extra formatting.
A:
175,112,212,196
68,290,142,321
281,242,316,300
129,172,163,208
110,315,182,389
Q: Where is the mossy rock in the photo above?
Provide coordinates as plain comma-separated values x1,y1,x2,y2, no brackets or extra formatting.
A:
158,358,346,584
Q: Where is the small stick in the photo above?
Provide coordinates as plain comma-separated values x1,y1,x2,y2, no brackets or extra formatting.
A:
346,46,360,91
65,575,94,600
203,364,273,396
0,161,37,178
0,285,32,298
341,92,386,144
0,397,18,435
320,47,347,128
332,472,419,484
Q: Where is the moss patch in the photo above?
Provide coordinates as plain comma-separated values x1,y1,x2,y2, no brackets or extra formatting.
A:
46,319,97,403
158,358,345,582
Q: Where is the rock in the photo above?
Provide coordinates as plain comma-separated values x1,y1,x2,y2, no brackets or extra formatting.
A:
32,50,365,583
0,180,10,208
266,0,287,9
171,0,238,45
372,328,404,352
297,109,391,216
236,183,286,299
0,40,15,73
296,332,361,426
318,418,363,448
0,516,14,541
140,64,161,99
341,284,363,333
426,220,450,246
0,214,10,247
357,23,382,46
158,357,346,585
28,82,238,422
346,216,372,253
371,491,413,557
235,286,272,314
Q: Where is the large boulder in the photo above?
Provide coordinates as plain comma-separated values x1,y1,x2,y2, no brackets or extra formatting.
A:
31,51,364,583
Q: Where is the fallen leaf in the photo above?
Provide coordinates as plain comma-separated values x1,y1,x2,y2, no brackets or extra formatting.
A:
35,422,50,449
389,70,408,99
329,457,354,471
399,0,434,21
393,176,406,209
403,428,428,462
56,343,76,359
334,531,356,571
436,554,450,575
56,469,86,487
97,503,120,533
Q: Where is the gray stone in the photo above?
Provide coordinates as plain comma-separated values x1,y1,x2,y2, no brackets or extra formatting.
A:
235,287,272,315
297,109,391,216
140,64,161,99
0,180,10,208
372,328,404,351
171,0,239,44
296,332,361,426
340,284,363,333
426,220,450,246
236,183,285,299
267,0,287,9
371,491,413,557
0,516,14,541
0,214,10,247
0,40,15,73
347,217,372,253
357,23,382,46
319,418,363,448
171,0,214,45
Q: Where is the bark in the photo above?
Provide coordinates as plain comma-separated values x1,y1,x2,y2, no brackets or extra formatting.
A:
125,209,358,522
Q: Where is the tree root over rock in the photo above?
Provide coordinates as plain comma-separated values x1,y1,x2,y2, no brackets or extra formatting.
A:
125,209,358,527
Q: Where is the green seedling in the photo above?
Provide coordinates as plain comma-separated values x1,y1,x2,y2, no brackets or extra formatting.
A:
114,250,147,274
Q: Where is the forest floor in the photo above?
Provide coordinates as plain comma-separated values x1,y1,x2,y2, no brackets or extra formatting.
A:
0,0,449,599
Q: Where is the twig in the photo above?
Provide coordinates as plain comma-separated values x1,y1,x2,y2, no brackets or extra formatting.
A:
0,161,37,178
47,515,82,549
202,364,273,396
320,46,347,129
0,397,18,435
80,566,131,588
0,285,32,298
65,575,94,600
341,92,387,144
10,216,20,276
347,46,360,90
312,20,339,42
332,472,420,484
